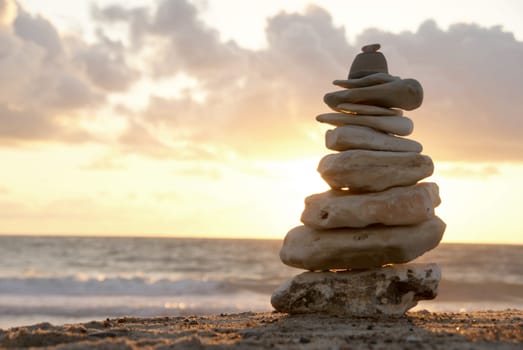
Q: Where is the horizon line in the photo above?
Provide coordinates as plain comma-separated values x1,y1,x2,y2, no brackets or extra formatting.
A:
0,233,522,246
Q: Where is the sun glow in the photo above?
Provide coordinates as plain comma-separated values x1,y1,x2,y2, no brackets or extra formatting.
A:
432,162,523,244
1,143,522,243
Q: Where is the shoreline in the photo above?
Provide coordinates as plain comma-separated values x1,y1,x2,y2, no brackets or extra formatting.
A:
1,310,522,349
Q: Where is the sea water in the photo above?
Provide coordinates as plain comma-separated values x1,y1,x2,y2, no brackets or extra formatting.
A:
0,236,522,329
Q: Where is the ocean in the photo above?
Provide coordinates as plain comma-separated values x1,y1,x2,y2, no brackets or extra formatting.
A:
0,236,522,329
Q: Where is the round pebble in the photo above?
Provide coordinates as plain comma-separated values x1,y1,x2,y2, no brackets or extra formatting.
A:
362,43,381,53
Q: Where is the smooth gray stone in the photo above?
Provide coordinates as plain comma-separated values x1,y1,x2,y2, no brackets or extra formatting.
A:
333,72,400,89
318,150,434,192
326,125,422,152
325,78,424,111
271,263,441,316
316,113,413,136
279,217,446,270
301,183,440,229
349,48,388,79
334,102,403,116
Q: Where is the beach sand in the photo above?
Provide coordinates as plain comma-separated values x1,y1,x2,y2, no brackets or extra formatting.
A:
1,310,521,349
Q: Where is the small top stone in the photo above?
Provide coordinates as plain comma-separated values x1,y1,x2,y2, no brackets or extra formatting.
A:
348,43,388,79
361,43,380,53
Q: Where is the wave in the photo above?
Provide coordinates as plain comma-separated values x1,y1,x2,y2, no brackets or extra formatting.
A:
0,275,277,296
0,292,273,329
2,274,523,304
1,275,522,329
0,294,271,317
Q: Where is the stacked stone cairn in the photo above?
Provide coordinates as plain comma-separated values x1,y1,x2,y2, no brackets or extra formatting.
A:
271,44,446,316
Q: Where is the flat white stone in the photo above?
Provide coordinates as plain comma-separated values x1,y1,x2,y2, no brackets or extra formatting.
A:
280,217,446,270
316,113,413,136
326,125,422,152
301,183,440,229
334,103,403,116
325,78,424,111
318,150,434,192
271,263,441,316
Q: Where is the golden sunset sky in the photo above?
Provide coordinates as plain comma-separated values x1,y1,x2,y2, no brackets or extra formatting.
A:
1,0,522,243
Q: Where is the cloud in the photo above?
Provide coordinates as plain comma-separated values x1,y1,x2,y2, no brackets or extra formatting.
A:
73,32,140,91
92,1,353,159
0,3,138,143
13,7,62,56
0,105,55,140
89,0,523,162
0,105,90,144
91,3,150,47
117,120,177,158
356,20,523,161
148,0,246,79
1,0,522,163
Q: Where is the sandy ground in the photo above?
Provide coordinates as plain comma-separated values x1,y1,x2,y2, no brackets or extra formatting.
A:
0,310,522,349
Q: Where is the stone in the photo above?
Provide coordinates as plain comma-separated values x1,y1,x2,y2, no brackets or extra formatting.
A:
271,263,441,316
349,47,388,79
318,150,434,192
324,78,424,111
301,183,440,229
326,125,422,152
279,217,446,270
316,113,413,136
335,102,403,116
361,43,381,53
333,72,400,89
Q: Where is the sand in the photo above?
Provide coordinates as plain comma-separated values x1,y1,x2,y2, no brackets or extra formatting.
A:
0,310,522,349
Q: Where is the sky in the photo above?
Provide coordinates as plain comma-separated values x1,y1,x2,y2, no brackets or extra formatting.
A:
0,0,522,243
